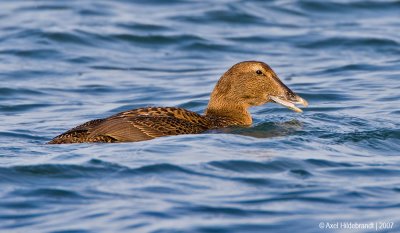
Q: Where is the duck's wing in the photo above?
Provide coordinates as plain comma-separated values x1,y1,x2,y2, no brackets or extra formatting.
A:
114,107,209,125
86,116,208,142
47,119,111,144
63,119,105,133
48,107,209,144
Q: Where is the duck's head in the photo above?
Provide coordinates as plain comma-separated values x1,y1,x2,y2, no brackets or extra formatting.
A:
206,61,308,124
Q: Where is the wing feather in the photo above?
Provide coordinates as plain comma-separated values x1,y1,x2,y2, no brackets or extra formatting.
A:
87,116,208,142
49,107,210,143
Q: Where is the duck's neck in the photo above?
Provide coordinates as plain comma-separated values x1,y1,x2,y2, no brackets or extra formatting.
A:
204,98,252,126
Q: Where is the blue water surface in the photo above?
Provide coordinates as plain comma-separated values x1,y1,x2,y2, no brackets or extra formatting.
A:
1,1,400,233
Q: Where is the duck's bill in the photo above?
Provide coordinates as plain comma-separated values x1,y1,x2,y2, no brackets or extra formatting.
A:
270,95,308,113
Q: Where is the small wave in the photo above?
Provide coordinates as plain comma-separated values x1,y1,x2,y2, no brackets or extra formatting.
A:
298,0,400,13
316,63,387,75
171,7,264,25
112,33,206,47
0,131,45,140
3,28,94,47
326,167,400,177
15,3,70,12
298,37,399,49
0,160,125,180
116,22,170,32
323,128,400,143
300,92,356,102
0,87,45,96
9,188,85,199
173,204,270,217
305,159,355,168
0,159,205,182
208,159,298,173
44,31,95,46
181,42,233,53
0,48,61,59
126,163,198,175
0,103,51,112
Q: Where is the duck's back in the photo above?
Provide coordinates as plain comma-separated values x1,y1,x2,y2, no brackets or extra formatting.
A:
48,107,211,144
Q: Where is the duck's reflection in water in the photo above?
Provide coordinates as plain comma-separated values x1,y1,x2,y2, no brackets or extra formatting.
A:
210,119,304,139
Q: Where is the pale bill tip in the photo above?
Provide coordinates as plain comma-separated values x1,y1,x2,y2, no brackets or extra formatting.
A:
270,96,305,113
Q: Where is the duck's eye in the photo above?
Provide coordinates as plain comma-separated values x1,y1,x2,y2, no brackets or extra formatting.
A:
256,70,262,75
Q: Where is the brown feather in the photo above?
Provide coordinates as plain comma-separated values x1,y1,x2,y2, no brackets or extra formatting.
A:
87,115,209,142
87,117,155,142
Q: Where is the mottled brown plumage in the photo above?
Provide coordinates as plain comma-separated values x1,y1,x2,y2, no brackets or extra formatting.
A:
48,61,308,144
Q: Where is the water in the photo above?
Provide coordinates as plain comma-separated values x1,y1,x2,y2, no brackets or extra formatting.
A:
0,0,399,232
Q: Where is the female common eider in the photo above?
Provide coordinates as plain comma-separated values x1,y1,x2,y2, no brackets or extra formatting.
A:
48,61,308,144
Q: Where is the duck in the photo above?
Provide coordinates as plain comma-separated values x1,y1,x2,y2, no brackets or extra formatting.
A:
48,61,308,144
